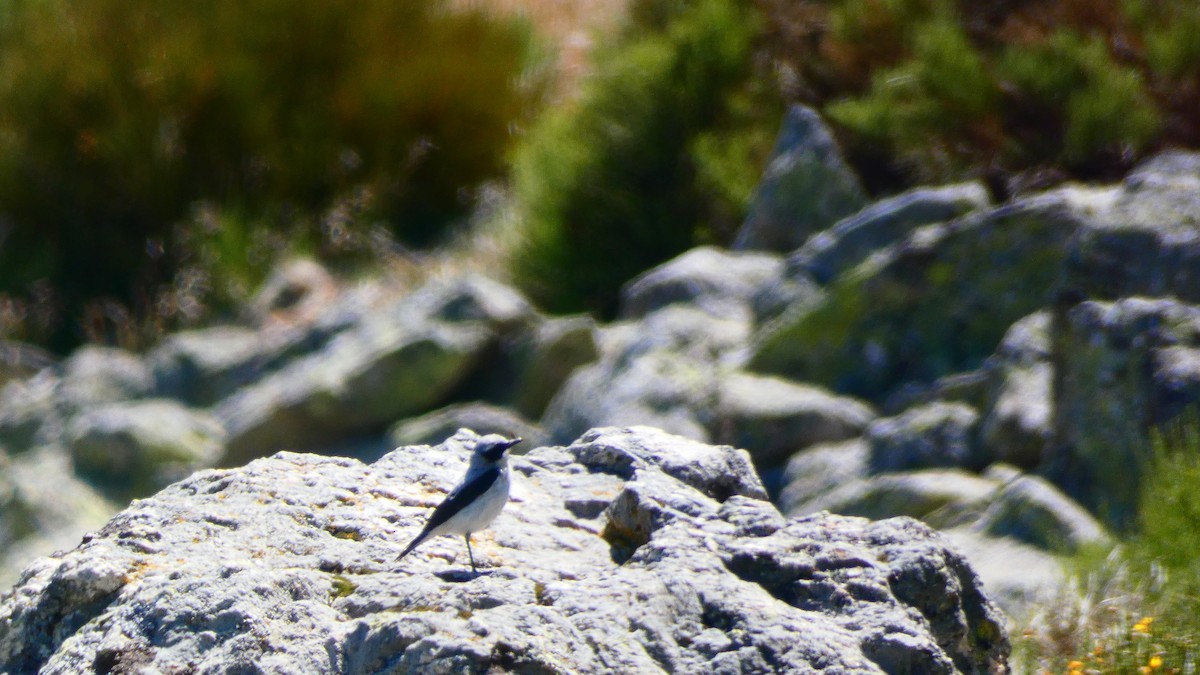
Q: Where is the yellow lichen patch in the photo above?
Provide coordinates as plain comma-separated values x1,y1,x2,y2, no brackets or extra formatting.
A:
122,559,158,584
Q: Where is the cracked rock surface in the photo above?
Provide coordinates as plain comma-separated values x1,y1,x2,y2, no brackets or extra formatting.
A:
0,427,1007,674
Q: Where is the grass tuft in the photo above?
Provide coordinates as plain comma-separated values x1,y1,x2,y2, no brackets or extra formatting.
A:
1016,412,1200,673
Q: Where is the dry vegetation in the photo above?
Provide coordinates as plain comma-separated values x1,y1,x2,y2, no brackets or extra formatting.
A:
457,0,631,96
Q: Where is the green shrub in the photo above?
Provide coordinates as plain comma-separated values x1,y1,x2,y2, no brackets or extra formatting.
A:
510,0,773,316
761,0,1200,191
998,31,1161,166
1125,1,1200,80
827,16,997,180
825,0,936,81
0,0,541,350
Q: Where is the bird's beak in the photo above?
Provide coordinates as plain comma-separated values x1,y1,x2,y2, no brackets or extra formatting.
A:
504,437,523,451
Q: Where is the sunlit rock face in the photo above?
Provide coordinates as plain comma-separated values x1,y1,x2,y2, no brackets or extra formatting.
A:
0,428,1008,674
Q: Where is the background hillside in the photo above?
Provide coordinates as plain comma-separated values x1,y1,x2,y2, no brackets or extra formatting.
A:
4,0,1197,353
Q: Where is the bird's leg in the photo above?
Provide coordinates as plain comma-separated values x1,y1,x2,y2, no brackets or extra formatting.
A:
465,533,477,576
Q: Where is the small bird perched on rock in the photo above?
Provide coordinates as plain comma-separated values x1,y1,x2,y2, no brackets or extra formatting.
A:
397,434,522,576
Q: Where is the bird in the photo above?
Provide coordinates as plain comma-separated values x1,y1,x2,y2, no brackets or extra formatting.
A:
397,434,523,576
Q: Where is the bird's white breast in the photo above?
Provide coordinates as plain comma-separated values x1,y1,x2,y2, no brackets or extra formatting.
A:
431,466,510,537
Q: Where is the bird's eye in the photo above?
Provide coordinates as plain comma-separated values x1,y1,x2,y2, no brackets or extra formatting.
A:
479,437,520,461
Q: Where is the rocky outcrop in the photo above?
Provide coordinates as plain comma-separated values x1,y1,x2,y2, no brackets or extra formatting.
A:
0,446,115,586
0,371,59,453
750,189,1095,402
977,313,1052,469
214,276,535,463
540,306,745,444
789,181,991,285
0,340,55,389
0,347,160,457
1063,151,1200,303
1046,297,1200,528
620,246,784,322
0,274,595,587
0,428,1008,674
867,402,981,473
57,347,154,416
778,439,869,515
149,326,287,408
4,109,1198,656
149,284,378,408
66,400,225,501
780,459,1109,617
389,402,549,450
734,105,868,252
783,458,1111,558
245,257,339,328
458,314,599,420
790,469,998,529
713,371,875,473
940,528,1066,621
973,472,1111,553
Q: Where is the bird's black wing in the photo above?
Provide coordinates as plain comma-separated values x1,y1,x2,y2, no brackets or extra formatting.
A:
425,465,501,531
397,466,501,559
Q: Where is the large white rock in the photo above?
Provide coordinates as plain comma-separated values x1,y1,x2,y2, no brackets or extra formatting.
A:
0,427,1009,674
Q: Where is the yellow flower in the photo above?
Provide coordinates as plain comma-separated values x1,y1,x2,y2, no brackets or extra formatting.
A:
1150,655,1163,669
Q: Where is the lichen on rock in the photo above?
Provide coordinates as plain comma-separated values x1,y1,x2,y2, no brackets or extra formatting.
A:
0,428,1008,674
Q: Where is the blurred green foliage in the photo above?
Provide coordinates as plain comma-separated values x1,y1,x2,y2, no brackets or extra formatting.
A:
509,0,1200,319
0,0,541,350
1016,414,1200,673
761,0,1200,191
826,16,998,181
1128,417,1200,609
999,32,1161,166
510,0,777,317
5,0,1196,347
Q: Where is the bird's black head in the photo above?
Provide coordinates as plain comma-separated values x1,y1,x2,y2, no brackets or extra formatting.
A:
476,435,522,462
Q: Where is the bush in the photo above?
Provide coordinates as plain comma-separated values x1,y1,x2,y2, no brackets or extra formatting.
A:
0,0,542,350
760,0,1200,192
826,16,999,180
510,0,775,317
998,31,1161,166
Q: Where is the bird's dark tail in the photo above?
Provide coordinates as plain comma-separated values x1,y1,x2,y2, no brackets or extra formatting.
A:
397,530,428,560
